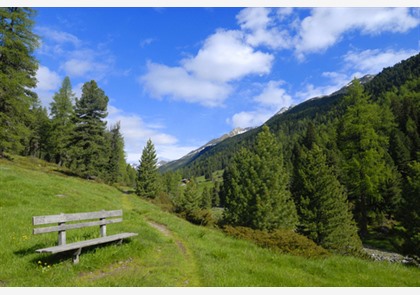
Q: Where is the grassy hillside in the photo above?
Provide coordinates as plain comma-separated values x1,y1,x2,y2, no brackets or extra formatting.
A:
0,156,419,287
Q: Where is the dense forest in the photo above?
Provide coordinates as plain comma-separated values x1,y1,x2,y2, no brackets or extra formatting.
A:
1,7,419,261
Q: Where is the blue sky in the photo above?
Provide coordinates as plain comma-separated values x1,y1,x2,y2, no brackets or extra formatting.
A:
19,4,420,164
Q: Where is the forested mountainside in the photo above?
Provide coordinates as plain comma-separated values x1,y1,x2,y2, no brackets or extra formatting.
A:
162,53,420,179
159,52,420,258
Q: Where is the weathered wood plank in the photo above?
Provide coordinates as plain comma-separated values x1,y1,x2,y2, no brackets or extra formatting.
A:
33,218,123,234
33,210,122,225
35,232,138,254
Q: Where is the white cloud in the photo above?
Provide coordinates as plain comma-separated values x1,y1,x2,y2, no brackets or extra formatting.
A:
295,83,343,103
344,49,419,75
182,29,274,82
140,62,232,107
36,26,81,47
237,8,293,50
294,49,419,104
140,28,275,108
229,80,293,129
36,65,62,92
295,8,419,58
254,80,292,109
140,38,156,48
62,59,93,77
36,26,117,84
107,105,199,163
35,65,62,106
229,111,271,129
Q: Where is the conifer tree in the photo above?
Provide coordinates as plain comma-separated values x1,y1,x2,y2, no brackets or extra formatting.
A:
0,8,39,156
223,125,298,231
136,139,160,198
183,178,201,214
49,76,75,166
201,186,212,209
339,79,395,236
69,80,109,177
106,121,126,184
296,144,362,255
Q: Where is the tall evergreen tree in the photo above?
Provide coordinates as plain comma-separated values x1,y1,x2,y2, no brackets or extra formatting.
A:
49,76,75,166
106,121,126,184
0,7,39,156
182,178,201,214
296,144,362,255
222,125,298,231
338,79,395,236
136,139,160,198
69,80,109,178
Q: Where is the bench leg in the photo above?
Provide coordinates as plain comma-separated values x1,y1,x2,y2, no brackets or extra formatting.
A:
73,248,82,264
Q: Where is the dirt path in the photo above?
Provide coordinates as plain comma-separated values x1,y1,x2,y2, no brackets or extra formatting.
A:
146,220,188,255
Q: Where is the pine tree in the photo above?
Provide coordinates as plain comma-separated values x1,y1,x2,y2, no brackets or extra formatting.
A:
106,121,126,184
296,144,362,255
136,139,160,198
0,8,39,156
49,76,75,166
223,125,298,231
338,79,395,236
69,80,109,178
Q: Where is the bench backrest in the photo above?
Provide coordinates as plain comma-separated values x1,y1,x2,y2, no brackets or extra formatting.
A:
33,210,123,245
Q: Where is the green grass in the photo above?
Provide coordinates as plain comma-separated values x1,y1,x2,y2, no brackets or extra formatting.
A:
1,156,419,287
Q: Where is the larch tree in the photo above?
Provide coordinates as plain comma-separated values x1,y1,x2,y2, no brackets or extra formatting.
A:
0,7,39,156
136,138,160,198
338,79,395,236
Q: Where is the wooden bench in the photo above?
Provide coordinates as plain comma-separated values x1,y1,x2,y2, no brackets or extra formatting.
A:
32,209,137,264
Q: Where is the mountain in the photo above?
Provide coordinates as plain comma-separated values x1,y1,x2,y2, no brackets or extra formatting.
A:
160,53,420,177
159,127,254,173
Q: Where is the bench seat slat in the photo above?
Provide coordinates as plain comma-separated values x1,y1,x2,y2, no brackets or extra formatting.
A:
33,210,123,225
33,218,123,234
35,232,138,254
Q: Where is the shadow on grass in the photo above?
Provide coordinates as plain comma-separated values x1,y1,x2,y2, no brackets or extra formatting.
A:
115,187,136,195
16,240,133,266
53,168,82,178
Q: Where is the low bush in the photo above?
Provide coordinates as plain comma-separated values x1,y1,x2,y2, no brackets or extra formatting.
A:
223,226,330,258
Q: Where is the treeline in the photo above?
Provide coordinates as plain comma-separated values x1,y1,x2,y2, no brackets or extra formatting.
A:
0,8,136,185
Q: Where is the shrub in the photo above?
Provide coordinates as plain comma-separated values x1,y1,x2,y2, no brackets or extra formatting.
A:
222,226,330,258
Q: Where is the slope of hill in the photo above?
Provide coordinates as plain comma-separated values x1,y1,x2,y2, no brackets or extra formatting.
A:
1,156,419,286
159,127,253,173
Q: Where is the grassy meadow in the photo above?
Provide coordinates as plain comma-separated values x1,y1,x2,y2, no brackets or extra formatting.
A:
0,156,419,287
